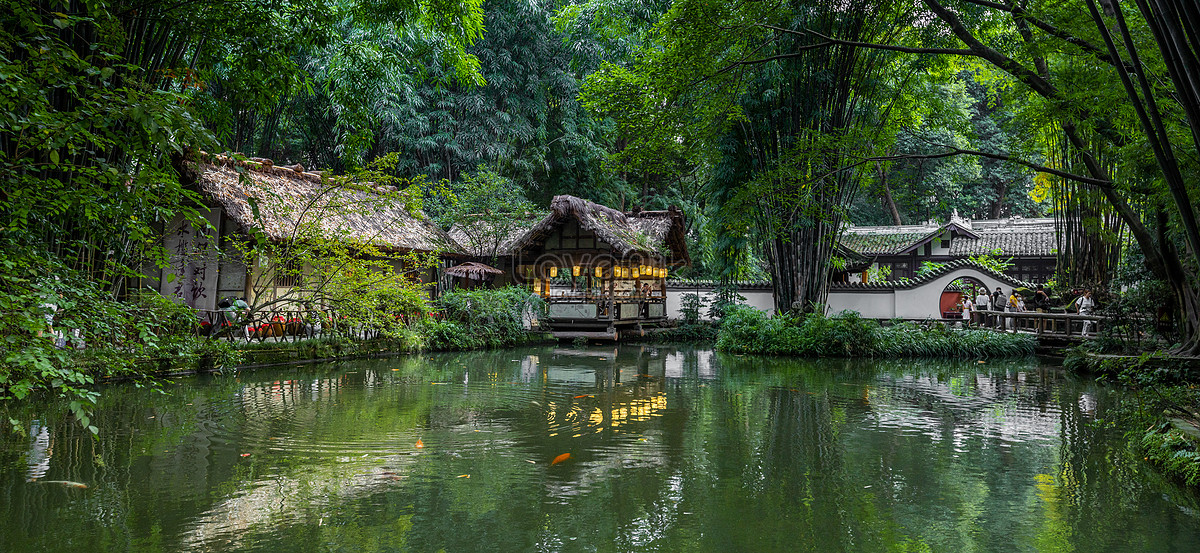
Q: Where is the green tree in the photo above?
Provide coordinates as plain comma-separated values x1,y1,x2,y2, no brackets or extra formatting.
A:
582,0,931,312
0,0,484,412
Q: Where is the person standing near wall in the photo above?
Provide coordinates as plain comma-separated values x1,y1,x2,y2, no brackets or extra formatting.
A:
1079,290,1096,337
1006,289,1020,330
991,287,1004,329
975,287,990,327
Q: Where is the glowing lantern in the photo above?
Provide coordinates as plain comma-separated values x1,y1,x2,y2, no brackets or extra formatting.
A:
632,267,640,278
549,266,558,278
572,265,581,277
594,266,603,278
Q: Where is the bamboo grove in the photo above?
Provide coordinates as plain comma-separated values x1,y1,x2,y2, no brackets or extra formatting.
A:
4,0,1200,389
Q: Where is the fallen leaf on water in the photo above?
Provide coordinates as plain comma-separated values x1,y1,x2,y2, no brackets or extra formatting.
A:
551,453,571,466
525,459,537,464
457,474,470,478
240,453,251,457
415,438,424,449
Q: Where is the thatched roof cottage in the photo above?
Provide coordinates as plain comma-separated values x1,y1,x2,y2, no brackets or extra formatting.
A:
450,195,690,339
150,154,462,311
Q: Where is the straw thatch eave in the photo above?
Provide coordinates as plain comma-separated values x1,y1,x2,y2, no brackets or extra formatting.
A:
508,195,690,265
445,261,504,280
187,154,464,255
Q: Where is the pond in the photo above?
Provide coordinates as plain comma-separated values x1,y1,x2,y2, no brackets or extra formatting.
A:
2,346,1199,552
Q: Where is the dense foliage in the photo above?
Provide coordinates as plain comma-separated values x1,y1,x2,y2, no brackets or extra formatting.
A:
423,287,547,350
716,306,1036,358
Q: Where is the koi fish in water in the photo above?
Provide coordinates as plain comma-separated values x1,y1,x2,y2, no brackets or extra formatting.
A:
415,438,424,449
35,480,88,489
551,453,571,466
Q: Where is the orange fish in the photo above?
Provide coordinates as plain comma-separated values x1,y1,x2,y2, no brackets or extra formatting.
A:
551,453,571,466
415,438,424,449
573,395,592,399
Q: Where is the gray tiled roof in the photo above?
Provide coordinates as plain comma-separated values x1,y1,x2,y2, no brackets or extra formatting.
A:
838,223,941,255
840,218,1056,258
948,224,1056,257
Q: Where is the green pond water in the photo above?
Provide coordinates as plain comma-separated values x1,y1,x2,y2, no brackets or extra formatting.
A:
2,346,1199,552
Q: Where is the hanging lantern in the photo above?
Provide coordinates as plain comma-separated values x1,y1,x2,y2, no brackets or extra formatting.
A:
572,265,581,277
549,266,558,278
632,267,640,278
594,266,603,278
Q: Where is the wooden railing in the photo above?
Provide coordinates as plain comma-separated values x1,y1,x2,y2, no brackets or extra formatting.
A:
196,308,349,342
967,310,1105,338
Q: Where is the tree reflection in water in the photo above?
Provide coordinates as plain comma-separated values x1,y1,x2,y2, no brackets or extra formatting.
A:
0,347,1198,552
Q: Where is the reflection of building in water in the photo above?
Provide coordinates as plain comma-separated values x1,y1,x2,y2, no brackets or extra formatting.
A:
521,355,540,382
866,372,1066,447
25,421,52,481
663,349,716,380
238,375,348,413
536,346,673,438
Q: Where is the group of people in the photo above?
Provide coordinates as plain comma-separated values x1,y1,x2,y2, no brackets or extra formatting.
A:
959,285,1095,335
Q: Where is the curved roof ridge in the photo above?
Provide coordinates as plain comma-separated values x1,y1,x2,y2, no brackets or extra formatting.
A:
829,259,1033,291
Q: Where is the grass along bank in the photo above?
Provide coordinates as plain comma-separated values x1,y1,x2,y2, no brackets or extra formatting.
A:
2,287,548,434
1064,348,1200,487
716,306,1036,358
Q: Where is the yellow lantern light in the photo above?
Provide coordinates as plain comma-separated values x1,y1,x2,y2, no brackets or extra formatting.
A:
549,266,558,278
572,265,581,277
594,266,603,278
632,267,640,278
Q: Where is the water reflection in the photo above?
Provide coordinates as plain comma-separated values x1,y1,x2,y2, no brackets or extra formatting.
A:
1,346,1199,552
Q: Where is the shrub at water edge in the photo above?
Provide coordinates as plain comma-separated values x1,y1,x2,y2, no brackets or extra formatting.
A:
715,306,1035,358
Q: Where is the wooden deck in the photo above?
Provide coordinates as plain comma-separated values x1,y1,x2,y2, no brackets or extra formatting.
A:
542,295,667,341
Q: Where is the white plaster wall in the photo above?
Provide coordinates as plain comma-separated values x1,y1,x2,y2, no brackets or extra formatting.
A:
931,230,952,256
664,287,774,320
826,291,895,319
828,267,1018,320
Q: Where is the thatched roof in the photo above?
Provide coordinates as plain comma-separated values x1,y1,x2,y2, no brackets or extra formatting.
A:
518,196,690,264
448,196,690,266
193,155,461,254
444,262,503,280
447,212,547,257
